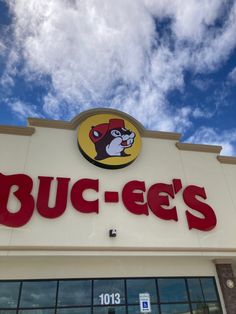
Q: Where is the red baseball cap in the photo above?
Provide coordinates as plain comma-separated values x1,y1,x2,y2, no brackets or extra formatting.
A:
89,119,125,143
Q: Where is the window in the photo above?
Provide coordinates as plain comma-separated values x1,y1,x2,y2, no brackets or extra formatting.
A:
128,304,159,314
0,281,20,309
126,279,157,304
0,277,222,313
93,306,126,314
93,279,125,306
158,278,188,303
188,278,204,302
57,280,92,306
20,281,57,308
160,303,190,314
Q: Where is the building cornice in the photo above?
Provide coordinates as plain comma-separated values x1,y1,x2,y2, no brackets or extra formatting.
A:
217,156,236,164
0,245,236,253
1,109,236,163
28,108,181,140
176,142,222,154
0,125,35,136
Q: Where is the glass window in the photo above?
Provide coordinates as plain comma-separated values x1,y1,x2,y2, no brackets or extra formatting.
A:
206,302,222,314
192,303,210,314
0,281,20,308
158,278,188,302
57,280,92,306
128,304,159,314
160,303,191,314
201,279,218,301
18,310,55,314
187,278,204,302
19,281,57,308
57,308,91,314
126,279,157,304
93,306,126,314
93,280,125,306
0,276,221,314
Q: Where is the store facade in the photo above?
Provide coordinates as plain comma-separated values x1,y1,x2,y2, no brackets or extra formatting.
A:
0,108,236,314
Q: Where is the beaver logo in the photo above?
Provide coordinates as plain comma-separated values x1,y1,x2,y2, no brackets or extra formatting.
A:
77,112,141,169
89,119,136,160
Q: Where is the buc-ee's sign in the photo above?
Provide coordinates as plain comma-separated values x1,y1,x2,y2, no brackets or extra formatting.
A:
0,112,217,231
0,173,216,231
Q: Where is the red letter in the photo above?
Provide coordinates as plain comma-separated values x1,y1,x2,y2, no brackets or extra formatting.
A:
37,176,70,218
183,185,217,231
122,181,148,215
147,183,178,221
71,179,99,213
0,173,34,227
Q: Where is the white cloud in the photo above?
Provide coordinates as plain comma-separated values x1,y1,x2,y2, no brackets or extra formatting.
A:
144,0,224,43
2,0,236,140
228,67,236,84
192,107,216,119
192,2,236,72
192,78,214,91
187,127,236,156
0,40,6,55
6,100,43,120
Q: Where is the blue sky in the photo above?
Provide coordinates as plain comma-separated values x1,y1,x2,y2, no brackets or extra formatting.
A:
0,0,236,155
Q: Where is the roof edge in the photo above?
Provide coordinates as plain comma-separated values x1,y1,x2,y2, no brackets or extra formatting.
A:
176,142,222,154
28,118,72,130
0,110,234,159
0,125,35,136
217,155,236,164
143,130,181,140
27,108,181,140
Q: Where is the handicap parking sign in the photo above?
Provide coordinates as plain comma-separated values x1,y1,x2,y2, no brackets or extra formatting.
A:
142,301,148,309
139,293,151,313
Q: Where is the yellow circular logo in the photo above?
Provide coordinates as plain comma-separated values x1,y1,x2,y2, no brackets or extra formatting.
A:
77,113,141,169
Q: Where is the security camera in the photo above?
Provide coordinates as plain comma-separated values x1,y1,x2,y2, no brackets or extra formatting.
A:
109,229,117,237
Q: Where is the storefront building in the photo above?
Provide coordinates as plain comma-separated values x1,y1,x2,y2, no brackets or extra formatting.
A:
0,108,236,314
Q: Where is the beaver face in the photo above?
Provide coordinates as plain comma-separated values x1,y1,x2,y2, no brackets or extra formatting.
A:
93,127,136,160
106,128,135,156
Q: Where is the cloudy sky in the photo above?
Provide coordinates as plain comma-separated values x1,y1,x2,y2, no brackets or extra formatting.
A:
0,0,236,155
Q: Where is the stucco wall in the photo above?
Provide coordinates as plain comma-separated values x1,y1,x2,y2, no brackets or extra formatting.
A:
0,123,236,254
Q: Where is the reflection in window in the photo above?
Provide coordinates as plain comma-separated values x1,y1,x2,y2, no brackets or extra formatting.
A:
0,281,20,308
18,310,55,314
187,279,204,302
126,279,157,304
0,311,17,314
158,278,188,302
93,306,126,314
58,280,92,306
127,304,159,314
207,302,222,314
201,279,218,301
161,303,191,314
57,308,91,314
93,280,125,305
20,281,57,308
192,302,210,314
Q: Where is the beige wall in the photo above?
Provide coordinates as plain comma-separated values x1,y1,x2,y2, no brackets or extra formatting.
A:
0,256,217,279
0,125,236,256
1,113,235,314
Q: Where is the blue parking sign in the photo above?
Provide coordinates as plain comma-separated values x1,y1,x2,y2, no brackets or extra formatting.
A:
142,301,148,309
139,293,151,313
